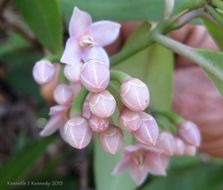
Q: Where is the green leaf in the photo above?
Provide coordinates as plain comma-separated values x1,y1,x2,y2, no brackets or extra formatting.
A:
202,19,223,50
114,25,173,110
140,163,223,190
0,137,55,190
13,0,62,54
60,0,191,21
94,133,136,190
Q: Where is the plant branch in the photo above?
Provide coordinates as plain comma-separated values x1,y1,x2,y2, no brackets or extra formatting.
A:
153,33,223,80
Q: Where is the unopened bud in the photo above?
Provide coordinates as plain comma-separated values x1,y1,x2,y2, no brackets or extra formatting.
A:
53,84,73,105
64,62,82,82
33,60,56,85
89,90,116,118
120,78,150,111
157,131,175,155
174,138,185,156
89,115,109,132
99,126,123,155
80,60,110,92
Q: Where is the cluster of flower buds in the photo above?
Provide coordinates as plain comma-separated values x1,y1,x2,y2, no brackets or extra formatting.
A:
32,7,201,186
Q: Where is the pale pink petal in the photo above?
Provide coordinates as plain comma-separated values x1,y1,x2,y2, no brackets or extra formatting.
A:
184,144,197,156
63,116,93,149
82,47,110,67
87,21,121,46
53,84,73,105
112,156,131,175
69,7,92,37
133,112,159,146
89,115,109,132
129,163,148,186
40,115,65,137
174,138,185,155
49,105,69,116
60,38,81,65
145,153,167,176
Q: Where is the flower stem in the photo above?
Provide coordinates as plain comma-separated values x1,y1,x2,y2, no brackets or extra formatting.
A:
43,54,61,62
71,88,89,116
110,70,131,83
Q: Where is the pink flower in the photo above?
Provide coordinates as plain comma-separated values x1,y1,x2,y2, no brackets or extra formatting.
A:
53,84,74,105
80,60,110,92
120,78,150,111
99,126,123,155
119,109,142,132
89,115,109,132
112,144,168,186
89,90,116,118
133,112,159,146
60,7,120,66
178,120,201,147
62,116,93,149
33,60,56,85
184,144,197,156
39,105,69,137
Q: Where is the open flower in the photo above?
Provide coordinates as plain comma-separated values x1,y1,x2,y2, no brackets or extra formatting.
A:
39,105,69,137
60,7,121,66
112,144,169,186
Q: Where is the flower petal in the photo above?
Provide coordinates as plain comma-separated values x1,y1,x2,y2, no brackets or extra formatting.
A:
87,21,121,46
112,156,131,175
129,163,148,186
60,38,81,65
40,115,65,137
69,7,92,37
82,47,110,67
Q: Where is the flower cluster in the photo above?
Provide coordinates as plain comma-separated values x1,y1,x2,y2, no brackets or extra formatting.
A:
32,7,201,186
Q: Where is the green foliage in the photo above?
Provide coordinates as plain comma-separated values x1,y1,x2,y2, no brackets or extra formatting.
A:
0,137,55,190
141,162,223,190
13,0,63,54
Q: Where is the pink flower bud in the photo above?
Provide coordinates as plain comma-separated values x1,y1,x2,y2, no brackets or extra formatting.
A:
133,112,159,146
63,116,93,149
80,60,110,92
119,109,142,132
184,144,197,156
53,84,73,105
64,62,82,82
32,60,56,85
89,115,109,132
157,131,175,155
179,121,201,147
99,126,123,155
71,82,82,98
89,90,116,118
174,138,185,155
120,78,150,111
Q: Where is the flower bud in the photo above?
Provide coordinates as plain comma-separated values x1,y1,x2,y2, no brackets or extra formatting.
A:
64,62,82,82
63,116,93,149
71,82,82,98
178,121,201,147
53,84,73,105
89,115,109,132
119,109,142,132
133,112,159,146
174,138,185,155
120,78,150,111
33,60,56,85
80,60,110,92
157,131,175,155
89,90,116,118
184,144,197,156
99,126,123,155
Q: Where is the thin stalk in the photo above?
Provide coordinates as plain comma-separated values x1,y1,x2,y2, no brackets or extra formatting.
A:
110,70,131,83
153,33,223,80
